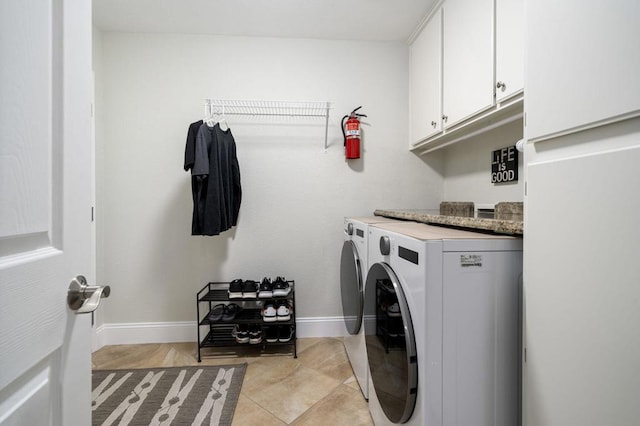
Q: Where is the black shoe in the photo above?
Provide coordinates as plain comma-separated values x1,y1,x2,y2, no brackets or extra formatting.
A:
272,277,290,297
228,279,244,299
242,280,258,299
258,277,273,298
208,304,225,322
222,303,242,321
249,326,262,344
278,325,293,343
265,326,278,343
233,324,249,344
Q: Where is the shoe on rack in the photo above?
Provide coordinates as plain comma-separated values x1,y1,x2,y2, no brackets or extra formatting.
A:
265,326,278,343
278,325,293,343
272,277,290,297
228,279,244,299
262,301,277,322
388,319,403,337
233,324,249,344
249,326,262,344
242,280,258,299
276,300,291,322
222,303,242,321
387,302,401,317
208,304,225,322
258,277,273,298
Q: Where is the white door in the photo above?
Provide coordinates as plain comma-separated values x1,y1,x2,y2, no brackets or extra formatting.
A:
0,0,93,425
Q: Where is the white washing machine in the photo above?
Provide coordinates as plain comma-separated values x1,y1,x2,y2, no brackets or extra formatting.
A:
364,222,522,426
341,216,401,400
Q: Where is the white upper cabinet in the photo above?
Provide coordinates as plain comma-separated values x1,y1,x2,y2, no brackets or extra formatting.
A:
495,0,524,102
410,9,442,144
409,0,525,153
442,0,494,128
526,1,640,142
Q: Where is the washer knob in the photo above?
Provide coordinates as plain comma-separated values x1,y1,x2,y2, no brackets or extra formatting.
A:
379,236,391,255
346,223,354,235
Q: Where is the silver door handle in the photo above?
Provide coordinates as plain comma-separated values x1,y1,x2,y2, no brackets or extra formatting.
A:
67,275,110,314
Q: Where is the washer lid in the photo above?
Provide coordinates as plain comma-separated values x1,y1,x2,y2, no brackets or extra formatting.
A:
340,240,363,335
365,262,418,424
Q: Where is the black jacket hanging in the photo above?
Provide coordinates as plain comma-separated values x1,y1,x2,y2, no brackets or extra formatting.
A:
189,122,242,236
184,120,203,234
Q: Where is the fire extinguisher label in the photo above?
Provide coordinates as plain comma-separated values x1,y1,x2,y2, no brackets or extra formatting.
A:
346,129,360,137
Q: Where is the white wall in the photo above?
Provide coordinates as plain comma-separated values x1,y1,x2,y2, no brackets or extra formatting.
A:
95,31,443,336
441,119,524,205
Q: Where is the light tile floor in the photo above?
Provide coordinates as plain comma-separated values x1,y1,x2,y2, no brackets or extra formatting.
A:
92,337,374,425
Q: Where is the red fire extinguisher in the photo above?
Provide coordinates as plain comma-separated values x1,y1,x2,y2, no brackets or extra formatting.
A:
342,106,367,159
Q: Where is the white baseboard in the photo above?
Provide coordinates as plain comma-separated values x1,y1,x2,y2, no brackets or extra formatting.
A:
296,316,347,338
93,316,347,351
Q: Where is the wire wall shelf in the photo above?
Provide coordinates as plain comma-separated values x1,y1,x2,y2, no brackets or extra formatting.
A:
204,99,332,150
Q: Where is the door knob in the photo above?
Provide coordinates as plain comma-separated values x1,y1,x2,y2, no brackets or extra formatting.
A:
67,275,110,314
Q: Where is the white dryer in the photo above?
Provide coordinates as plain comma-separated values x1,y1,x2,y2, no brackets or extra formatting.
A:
364,222,522,426
341,216,400,400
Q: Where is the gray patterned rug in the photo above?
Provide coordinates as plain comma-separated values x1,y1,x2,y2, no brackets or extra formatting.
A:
91,364,246,426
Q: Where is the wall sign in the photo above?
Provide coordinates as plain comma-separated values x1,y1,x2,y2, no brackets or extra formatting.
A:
491,145,518,183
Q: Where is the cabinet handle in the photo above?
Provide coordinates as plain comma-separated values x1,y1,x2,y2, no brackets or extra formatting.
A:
431,121,437,128
496,81,506,90
442,115,448,123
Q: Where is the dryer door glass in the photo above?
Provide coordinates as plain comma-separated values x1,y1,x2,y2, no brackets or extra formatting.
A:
340,240,363,335
364,262,418,424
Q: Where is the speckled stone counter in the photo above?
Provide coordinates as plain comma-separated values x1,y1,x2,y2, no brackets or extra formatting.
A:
373,207,523,235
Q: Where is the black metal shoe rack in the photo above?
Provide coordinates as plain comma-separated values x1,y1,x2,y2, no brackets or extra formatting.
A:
196,281,297,362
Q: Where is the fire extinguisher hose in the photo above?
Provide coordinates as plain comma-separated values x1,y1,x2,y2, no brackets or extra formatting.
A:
342,115,349,146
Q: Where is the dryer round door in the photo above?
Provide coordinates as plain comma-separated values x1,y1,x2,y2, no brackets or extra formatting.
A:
364,262,418,424
340,240,364,335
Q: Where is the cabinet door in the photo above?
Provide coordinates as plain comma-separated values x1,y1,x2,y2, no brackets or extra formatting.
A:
410,9,442,145
526,0,640,142
525,139,640,426
442,0,494,127
495,0,524,102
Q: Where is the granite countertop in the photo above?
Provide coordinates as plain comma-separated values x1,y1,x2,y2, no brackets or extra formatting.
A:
374,202,523,235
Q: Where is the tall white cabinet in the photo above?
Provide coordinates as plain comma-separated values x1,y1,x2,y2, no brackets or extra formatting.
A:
524,1,640,425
